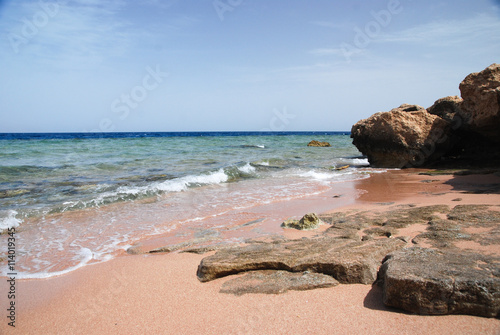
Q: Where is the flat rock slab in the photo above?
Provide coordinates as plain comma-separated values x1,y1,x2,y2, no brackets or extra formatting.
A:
220,270,339,295
379,247,500,318
197,237,405,284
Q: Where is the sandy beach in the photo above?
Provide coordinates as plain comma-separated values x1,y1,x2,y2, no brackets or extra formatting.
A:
2,169,500,334
0,0,498,332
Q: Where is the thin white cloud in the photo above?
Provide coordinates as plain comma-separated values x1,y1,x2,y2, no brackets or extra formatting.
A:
1,0,131,69
378,13,500,46
309,12,500,63
0,0,201,72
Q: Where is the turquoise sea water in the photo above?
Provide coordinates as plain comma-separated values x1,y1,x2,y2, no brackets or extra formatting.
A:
0,132,377,278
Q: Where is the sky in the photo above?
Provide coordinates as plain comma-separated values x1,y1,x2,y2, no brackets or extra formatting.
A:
0,0,499,132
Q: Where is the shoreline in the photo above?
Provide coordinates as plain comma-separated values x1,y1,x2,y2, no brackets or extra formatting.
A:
1,169,500,334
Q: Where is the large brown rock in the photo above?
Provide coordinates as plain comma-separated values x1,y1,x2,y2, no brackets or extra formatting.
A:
351,104,455,168
351,64,500,168
197,237,405,284
459,63,500,142
427,96,464,127
378,247,500,318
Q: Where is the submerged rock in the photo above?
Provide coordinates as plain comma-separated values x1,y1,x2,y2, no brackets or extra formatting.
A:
307,140,331,147
0,189,30,198
197,237,405,284
378,247,500,318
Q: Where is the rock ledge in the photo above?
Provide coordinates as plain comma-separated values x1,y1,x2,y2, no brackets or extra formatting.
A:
378,247,500,318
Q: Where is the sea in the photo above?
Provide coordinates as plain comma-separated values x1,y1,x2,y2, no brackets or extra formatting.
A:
0,132,381,279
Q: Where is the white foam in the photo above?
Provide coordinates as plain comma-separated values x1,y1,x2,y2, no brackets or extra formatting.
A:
0,210,22,230
239,163,256,174
366,168,392,174
157,169,228,192
185,169,228,185
350,158,370,166
256,161,269,166
84,169,230,205
6,248,93,279
338,158,370,166
297,170,335,180
155,179,187,193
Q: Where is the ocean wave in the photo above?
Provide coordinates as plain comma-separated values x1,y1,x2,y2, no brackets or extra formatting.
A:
240,144,266,149
254,161,269,166
250,158,288,170
6,248,93,279
0,210,22,231
336,157,370,167
238,162,256,174
295,167,373,183
55,167,247,210
0,163,262,221
297,170,336,180
156,169,229,192
76,169,229,206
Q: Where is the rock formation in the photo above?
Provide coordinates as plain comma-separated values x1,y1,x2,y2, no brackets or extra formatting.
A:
220,270,339,295
459,63,500,142
351,104,455,168
351,63,500,168
194,203,500,317
426,95,466,135
197,237,406,284
281,212,323,230
378,247,500,318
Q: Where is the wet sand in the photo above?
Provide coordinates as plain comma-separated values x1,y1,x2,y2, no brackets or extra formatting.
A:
1,169,500,334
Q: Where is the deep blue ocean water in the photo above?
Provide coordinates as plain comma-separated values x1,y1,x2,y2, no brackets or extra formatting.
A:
0,131,348,140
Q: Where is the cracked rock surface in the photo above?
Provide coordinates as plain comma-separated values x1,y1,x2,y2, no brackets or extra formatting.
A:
378,247,500,318
220,270,339,295
197,237,405,284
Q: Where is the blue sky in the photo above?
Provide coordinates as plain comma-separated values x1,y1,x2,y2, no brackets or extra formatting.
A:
0,0,499,132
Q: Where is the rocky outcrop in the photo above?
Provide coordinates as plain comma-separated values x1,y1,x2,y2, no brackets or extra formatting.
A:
307,140,331,147
281,213,323,230
351,64,500,168
378,247,500,318
197,237,406,284
427,96,464,126
351,105,455,168
193,202,500,316
460,64,500,142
